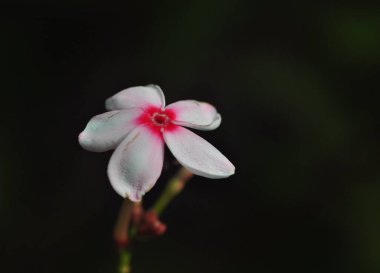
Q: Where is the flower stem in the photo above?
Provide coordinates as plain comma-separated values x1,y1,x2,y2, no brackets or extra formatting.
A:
118,247,132,273
114,198,133,273
114,198,133,247
113,168,193,273
151,167,193,215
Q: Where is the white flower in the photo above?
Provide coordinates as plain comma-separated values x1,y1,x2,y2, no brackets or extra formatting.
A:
79,85,235,201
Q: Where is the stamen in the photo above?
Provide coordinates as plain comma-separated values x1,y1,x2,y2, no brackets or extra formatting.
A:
151,112,170,127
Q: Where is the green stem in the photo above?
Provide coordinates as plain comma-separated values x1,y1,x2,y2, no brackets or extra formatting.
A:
118,247,132,273
114,198,133,273
114,198,133,247
151,167,193,215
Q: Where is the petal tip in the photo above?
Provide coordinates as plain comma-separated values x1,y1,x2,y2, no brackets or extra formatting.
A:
126,192,143,202
78,131,98,152
147,83,161,89
210,113,222,130
223,161,236,177
78,131,88,148
105,97,114,111
227,165,235,177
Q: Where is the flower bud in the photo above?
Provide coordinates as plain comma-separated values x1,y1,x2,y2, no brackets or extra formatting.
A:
137,211,167,237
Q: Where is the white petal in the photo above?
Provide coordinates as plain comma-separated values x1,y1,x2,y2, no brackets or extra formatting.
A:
105,85,165,111
166,100,221,131
108,126,164,201
173,113,222,131
164,127,235,178
79,109,142,152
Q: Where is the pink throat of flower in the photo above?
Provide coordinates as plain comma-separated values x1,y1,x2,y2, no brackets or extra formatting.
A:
136,106,177,135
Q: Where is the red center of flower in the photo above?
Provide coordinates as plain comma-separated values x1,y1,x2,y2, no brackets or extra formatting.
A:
135,105,178,137
152,113,169,126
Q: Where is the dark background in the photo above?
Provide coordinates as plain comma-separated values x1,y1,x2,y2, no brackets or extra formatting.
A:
1,2,379,273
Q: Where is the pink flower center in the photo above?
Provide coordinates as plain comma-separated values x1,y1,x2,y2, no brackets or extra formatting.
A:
135,106,177,137
151,112,170,127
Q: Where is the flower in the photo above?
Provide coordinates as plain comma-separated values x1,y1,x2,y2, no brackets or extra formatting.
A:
79,85,235,201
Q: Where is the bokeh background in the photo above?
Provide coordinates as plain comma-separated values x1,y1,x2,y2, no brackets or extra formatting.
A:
1,1,379,273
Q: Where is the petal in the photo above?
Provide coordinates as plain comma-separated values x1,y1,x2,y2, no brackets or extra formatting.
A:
164,127,235,178
78,109,142,152
166,100,221,131
108,126,165,201
105,85,165,111
173,113,222,131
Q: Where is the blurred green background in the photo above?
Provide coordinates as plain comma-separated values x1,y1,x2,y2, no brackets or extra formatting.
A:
1,1,379,273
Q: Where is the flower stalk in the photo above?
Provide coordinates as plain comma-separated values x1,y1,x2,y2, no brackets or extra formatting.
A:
114,198,133,247
114,198,133,273
113,167,193,272
151,167,193,215
118,248,132,273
